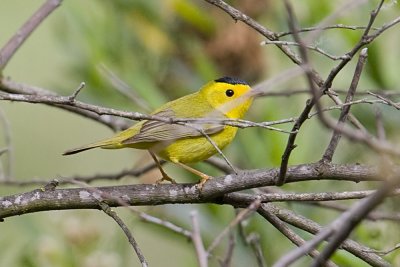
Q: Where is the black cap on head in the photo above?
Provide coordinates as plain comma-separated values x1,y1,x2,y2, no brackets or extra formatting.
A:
215,76,249,86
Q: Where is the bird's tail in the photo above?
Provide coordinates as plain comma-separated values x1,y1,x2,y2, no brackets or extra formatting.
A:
63,139,120,156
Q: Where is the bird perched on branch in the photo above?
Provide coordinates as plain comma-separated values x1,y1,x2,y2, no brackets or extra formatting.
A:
64,77,254,188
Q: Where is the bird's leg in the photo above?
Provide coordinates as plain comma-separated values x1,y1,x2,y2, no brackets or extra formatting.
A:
149,151,177,184
174,161,212,189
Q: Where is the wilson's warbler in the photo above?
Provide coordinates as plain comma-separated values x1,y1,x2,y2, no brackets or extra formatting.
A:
63,77,254,187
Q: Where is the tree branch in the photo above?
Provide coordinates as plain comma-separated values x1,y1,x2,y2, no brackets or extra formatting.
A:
0,162,389,220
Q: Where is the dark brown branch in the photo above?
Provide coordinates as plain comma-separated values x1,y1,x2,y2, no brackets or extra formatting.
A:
0,0,62,71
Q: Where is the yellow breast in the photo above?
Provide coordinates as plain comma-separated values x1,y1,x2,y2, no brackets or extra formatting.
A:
156,126,238,164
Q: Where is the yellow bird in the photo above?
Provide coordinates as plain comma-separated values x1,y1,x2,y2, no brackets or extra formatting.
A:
63,77,254,187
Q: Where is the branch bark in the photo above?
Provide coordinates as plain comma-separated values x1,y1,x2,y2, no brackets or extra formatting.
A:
0,162,388,220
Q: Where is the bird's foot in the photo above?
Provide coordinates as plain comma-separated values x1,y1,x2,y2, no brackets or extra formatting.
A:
196,175,212,190
155,174,177,184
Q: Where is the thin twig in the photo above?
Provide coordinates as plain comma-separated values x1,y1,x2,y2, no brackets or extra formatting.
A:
276,24,376,38
197,127,237,174
261,40,347,60
308,201,400,222
258,88,400,98
0,90,295,134
303,0,368,45
261,203,390,267
218,231,236,267
68,82,85,102
259,203,338,267
312,176,398,267
99,202,148,267
72,179,193,243
0,78,128,131
363,244,400,256
368,91,400,110
136,211,191,238
273,227,334,267
277,0,320,186
237,217,267,267
321,43,369,162
207,197,262,254
277,0,394,184
191,210,208,267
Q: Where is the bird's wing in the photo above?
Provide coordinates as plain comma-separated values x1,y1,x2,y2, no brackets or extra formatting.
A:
121,109,224,145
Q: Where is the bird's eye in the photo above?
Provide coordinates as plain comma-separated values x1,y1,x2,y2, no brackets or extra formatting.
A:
225,89,234,97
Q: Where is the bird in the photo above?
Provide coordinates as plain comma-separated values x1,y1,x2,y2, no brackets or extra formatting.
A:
63,77,254,188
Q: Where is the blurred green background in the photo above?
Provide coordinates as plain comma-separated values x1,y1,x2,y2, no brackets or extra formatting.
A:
1,0,400,266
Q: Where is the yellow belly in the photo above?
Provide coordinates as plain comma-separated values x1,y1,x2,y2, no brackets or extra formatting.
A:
156,126,238,164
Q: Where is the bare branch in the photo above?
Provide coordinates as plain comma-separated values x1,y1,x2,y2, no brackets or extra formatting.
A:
99,202,148,267
276,24,376,38
191,210,208,267
261,40,348,60
308,201,400,222
311,177,399,266
363,243,400,256
259,204,338,267
0,78,128,131
237,213,267,267
321,44,369,162
68,82,86,102
0,162,388,220
273,226,334,267
0,88,294,133
136,211,191,239
368,91,400,110
218,231,235,267
264,204,390,267
207,197,261,254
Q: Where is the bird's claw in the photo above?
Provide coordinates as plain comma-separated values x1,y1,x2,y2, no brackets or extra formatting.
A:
196,175,212,190
155,175,177,184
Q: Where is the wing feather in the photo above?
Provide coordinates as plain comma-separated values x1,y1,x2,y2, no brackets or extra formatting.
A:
121,109,224,145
